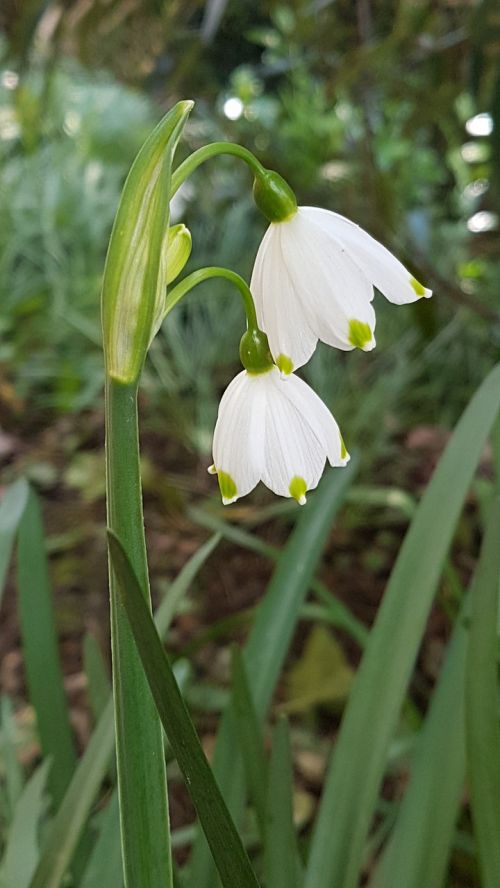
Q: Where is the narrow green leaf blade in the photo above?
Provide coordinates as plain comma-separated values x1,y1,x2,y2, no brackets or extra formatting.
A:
108,531,260,888
231,647,268,841
83,633,111,723
80,791,123,888
371,603,468,888
0,695,24,821
16,486,77,806
305,362,500,888
0,478,29,608
465,496,500,888
189,460,358,887
264,717,299,888
3,759,51,888
29,700,115,888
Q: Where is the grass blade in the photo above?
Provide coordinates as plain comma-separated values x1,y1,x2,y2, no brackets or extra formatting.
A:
108,530,261,888
189,460,358,887
231,647,268,841
83,633,111,723
16,486,77,806
371,603,468,888
465,496,500,888
0,695,24,821
264,717,300,888
80,791,123,888
29,699,114,888
305,361,500,888
3,759,51,888
29,534,218,888
0,479,29,608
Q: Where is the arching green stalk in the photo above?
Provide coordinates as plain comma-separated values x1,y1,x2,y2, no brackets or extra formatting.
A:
170,142,265,197
165,266,258,330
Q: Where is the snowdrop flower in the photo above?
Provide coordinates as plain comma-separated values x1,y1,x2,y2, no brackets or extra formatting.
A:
209,364,349,505
250,206,432,374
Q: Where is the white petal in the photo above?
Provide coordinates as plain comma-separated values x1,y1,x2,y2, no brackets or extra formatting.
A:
277,210,376,352
212,371,265,502
251,225,318,372
303,207,432,304
276,372,349,467
260,368,329,499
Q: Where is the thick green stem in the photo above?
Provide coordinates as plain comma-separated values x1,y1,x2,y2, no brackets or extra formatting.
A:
165,266,258,330
105,377,172,888
170,142,265,196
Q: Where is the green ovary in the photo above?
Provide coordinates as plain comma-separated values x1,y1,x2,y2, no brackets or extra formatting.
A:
289,476,308,503
276,353,294,375
348,319,373,349
410,276,426,297
218,470,238,501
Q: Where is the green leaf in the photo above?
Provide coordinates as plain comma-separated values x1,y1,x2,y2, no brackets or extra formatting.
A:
16,486,77,806
0,479,29,608
264,717,300,888
80,792,123,888
3,759,51,888
189,460,358,887
83,633,111,723
231,647,268,841
29,535,218,888
371,604,468,888
107,531,260,888
305,362,500,888
155,533,221,638
29,700,115,888
0,696,24,822
465,496,500,888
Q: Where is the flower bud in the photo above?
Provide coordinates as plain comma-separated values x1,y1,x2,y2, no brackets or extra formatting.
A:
253,168,297,223
102,101,193,384
165,224,192,285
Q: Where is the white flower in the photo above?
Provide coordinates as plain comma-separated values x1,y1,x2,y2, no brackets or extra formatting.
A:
250,206,432,373
209,365,349,505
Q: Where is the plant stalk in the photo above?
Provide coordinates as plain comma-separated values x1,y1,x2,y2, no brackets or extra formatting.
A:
105,376,172,888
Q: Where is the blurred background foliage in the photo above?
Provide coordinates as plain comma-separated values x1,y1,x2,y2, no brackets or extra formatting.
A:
1,3,500,884
1,0,499,455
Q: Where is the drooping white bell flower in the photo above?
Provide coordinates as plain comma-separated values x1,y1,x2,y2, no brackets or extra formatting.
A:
250,206,432,374
209,365,349,505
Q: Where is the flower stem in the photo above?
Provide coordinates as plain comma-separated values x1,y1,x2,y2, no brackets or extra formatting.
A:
105,376,172,888
165,266,259,330
170,142,265,196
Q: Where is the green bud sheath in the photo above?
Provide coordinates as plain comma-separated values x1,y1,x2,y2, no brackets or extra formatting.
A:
102,100,193,384
240,327,274,374
253,168,297,223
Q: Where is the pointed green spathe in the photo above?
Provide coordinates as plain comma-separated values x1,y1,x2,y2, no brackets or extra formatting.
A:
102,101,193,384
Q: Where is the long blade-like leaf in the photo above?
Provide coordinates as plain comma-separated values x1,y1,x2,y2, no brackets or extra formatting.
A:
3,759,51,888
305,361,500,888
465,496,500,888
0,479,29,608
16,486,77,806
231,647,268,841
371,602,468,888
29,700,115,888
108,531,260,888
29,534,219,888
264,717,300,888
189,460,358,886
